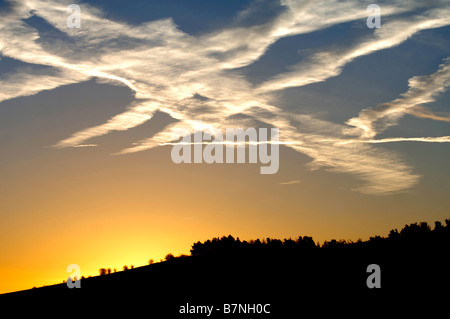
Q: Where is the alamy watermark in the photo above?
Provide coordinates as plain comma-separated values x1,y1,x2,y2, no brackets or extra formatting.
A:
67,4,81,29
66,263,81,288
169,122,280,174
366,264,381,288
367,4,381,29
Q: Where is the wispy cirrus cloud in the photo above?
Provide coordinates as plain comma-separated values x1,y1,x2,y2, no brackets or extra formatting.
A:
364,136,450,144
321,136,450,145
278,180,301,185
279,117,422,195
54,100,160,148
1,0,449,195
406,105,450,122
256,7,450,93
345,57,450,138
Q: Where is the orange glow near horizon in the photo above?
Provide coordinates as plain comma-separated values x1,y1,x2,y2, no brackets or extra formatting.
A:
1,144,447,294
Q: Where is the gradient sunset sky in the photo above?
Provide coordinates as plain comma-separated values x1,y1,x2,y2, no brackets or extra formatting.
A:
1,0,450,294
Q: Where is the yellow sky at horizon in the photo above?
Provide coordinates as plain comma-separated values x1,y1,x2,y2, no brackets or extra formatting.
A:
1,140,447,294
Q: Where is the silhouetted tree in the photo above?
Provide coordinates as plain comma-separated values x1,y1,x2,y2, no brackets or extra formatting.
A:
434,221,444,232
165,253,175,261
99,268,107,276
123,265,128,271
388,228,400,239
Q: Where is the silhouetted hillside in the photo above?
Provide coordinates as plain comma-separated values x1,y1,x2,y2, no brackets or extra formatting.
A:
2,219,449,315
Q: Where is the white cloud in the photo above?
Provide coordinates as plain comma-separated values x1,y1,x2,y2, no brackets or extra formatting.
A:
364,136,450,144
345,57,450,138
54,100,159,148
256,8,450,93
1,0,449,195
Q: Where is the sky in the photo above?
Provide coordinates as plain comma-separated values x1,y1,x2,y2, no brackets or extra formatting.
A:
0,0,449,293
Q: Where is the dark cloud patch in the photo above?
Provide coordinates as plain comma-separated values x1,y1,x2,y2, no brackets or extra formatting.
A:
232,0,287,28
80,0,254,35
0,57,57,78
22,14,152,62
0,0,21,16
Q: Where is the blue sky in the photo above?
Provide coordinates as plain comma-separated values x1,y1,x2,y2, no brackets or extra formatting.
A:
0,0,449,205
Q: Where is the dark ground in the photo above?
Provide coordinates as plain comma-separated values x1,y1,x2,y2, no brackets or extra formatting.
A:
2,221,449,316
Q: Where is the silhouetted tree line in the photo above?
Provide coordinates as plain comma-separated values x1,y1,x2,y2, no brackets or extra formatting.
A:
190,234,316,257
96,219,450,276
189,219,450,257
7,218,450,304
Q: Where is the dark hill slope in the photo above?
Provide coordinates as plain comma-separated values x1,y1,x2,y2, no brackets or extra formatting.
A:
2,220,449,316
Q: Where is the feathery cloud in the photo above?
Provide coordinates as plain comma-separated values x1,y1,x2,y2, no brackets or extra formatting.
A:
1,0,449,195
345,57,450,138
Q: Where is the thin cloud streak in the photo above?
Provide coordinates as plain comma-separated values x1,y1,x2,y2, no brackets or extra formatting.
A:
256,8,450,93
323,136,450,145
278,180,301,185
345,57,450,139
365,136,450,144
406,106,450,122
